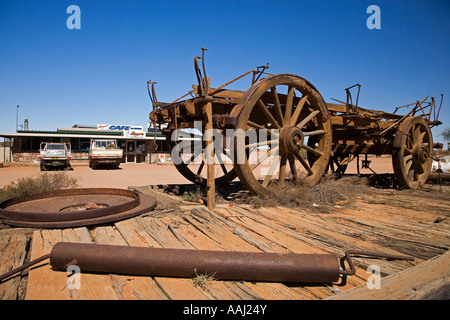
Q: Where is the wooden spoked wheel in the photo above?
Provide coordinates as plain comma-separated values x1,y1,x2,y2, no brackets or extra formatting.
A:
233,74,332,197
392,116,433,189
170,134,237,186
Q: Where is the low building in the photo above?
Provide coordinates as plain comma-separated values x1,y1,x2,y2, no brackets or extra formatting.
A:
0,124,174,164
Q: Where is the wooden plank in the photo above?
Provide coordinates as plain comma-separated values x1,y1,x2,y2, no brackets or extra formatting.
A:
215,206,329,254
115,217,165,248
136,217,187,249
183,207,266,252
25,229,66,300
327,251,450,300
0,230,30,300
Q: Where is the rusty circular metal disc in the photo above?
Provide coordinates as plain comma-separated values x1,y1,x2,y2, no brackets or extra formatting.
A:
0,188,157,228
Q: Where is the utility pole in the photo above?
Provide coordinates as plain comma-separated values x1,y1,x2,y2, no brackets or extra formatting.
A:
16,105,19,132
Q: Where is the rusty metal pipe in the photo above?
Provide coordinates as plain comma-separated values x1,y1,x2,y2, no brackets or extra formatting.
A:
50,242,341,283
0,243,415,285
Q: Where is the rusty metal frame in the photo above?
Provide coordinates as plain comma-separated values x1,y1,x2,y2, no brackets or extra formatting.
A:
0,188,157,228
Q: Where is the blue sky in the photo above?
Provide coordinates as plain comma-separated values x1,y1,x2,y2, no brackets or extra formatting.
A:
0,0,449,143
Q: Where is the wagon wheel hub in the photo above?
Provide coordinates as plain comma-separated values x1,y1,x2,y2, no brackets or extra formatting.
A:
280,126,304,153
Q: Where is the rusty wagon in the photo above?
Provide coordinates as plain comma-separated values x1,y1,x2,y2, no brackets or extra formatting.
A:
148,49,443,198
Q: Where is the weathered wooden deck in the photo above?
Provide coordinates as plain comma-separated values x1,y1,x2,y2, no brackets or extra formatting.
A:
1,183,449,300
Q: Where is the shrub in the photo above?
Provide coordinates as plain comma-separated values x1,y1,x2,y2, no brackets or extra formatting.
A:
0,172,79,202
261,174,370,211
250,196,264,209
183,188,204,203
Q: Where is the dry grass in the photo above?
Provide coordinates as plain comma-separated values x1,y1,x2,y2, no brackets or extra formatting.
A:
192,268,216,290
183,187,204,203
260,174,371,211
0,172,79,202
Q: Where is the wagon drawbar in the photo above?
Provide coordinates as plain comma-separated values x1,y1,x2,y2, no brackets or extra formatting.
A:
148,49,443,208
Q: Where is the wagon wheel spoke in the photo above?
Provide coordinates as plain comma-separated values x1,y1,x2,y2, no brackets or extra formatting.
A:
288,154,298,180
304,130,325,137
185,150,203,166
250,146,279,170
290,95,308,126
297,110,320,129
271,87,285,127
278,154,288,188
261,154,280,188
196,160,205,176
413,162,419,181
248,121,266,130
412,125,420,145
245,138,278,149
418,131,426,143
215,151,228,175
301,144,324,157
257,99,282,129
294,150,314,175
284,86,295,124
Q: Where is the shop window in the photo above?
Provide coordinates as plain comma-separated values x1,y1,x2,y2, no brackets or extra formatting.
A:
79,139,90,151
70,138,90,152
21,137,32,151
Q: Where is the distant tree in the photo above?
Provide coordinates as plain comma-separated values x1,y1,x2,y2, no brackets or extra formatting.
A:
442,128,450,141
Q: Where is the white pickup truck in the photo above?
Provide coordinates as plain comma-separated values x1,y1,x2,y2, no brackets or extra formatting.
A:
89,139,123,169
39,142,72,171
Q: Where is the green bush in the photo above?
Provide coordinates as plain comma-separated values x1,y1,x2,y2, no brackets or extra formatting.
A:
0,172,79,202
